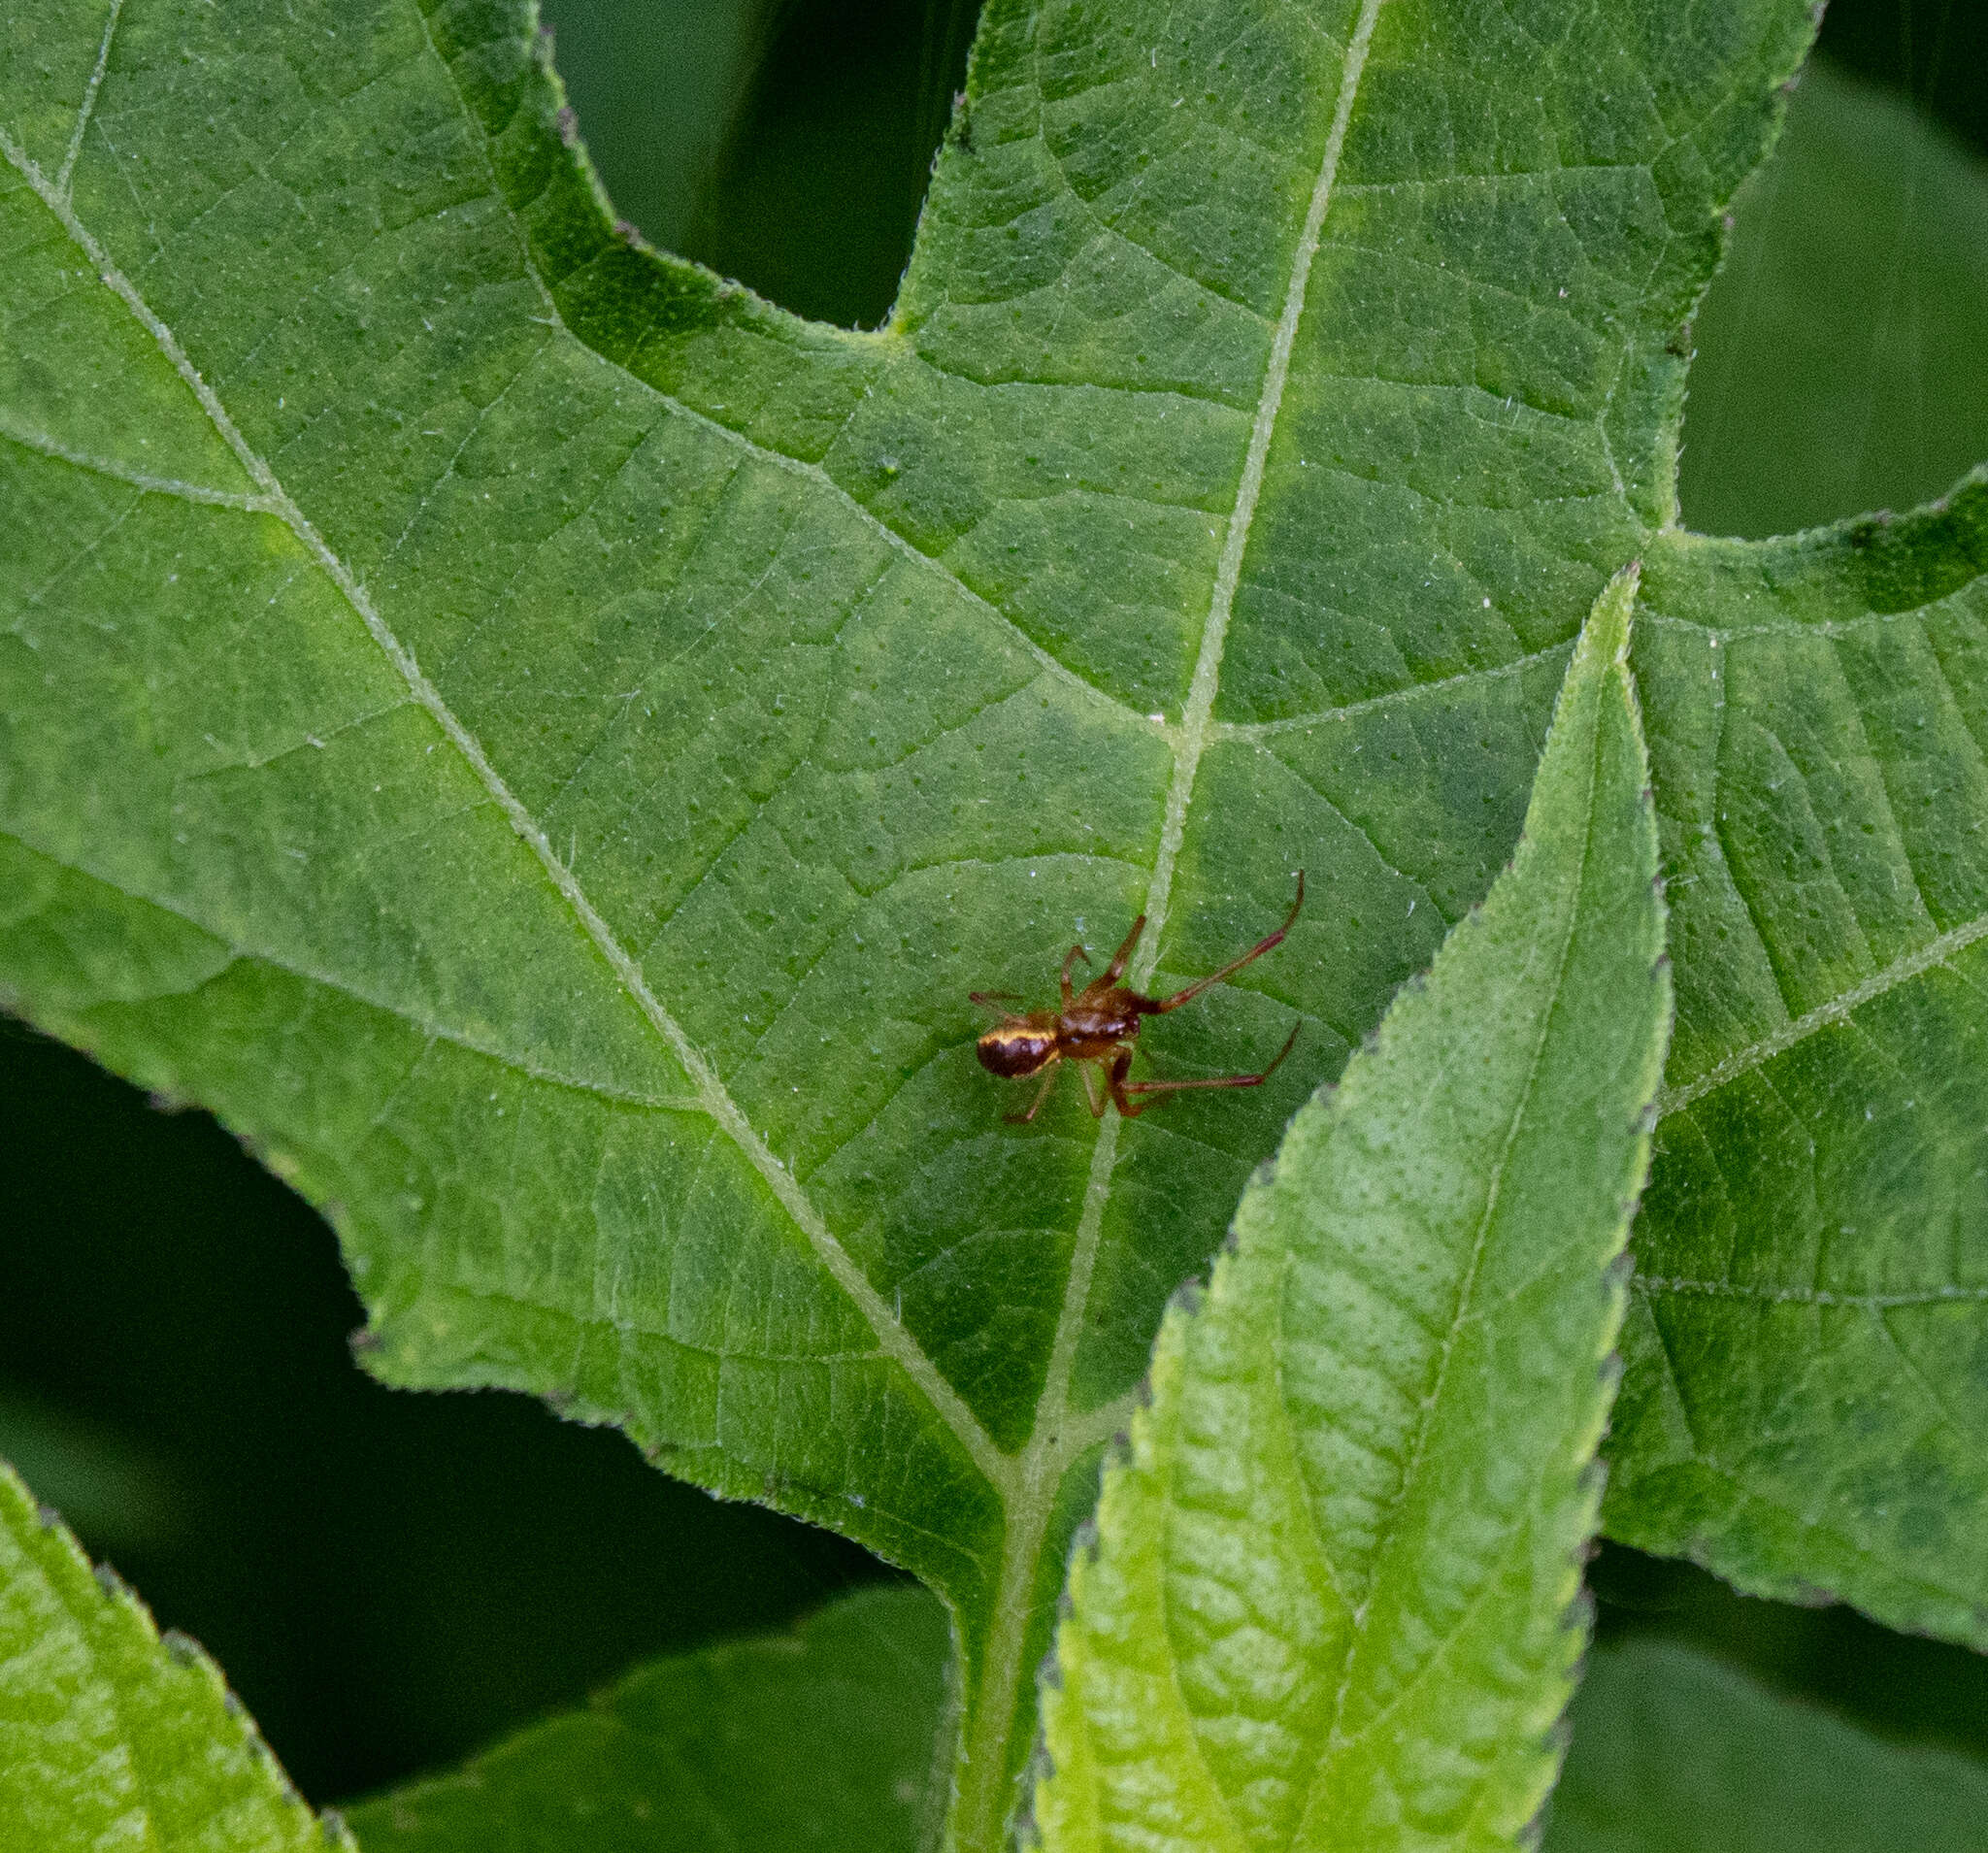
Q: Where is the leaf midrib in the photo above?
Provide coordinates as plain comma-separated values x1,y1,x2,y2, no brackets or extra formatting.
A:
949,4,1394,1842
1045,0,1395,1442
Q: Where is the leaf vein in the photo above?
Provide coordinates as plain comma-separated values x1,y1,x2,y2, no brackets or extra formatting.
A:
1656,907,1988,1116
0,410,269,512
0,130,1010,1492
56,0,122,201
1634,1274,1988,1309
1214,641,1571,741
1,825,704,1109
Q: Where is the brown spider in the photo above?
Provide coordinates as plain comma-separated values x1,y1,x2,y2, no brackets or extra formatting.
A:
972,875,1304,1123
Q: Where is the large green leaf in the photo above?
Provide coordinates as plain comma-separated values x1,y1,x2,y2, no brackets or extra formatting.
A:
345,1583,950,1852
1543,1637,1988,1853
5,0,1986,1838
349,1581,1988,1853
0,1459,345,1852
1034,572,1669,1849
1616,491,1988,1646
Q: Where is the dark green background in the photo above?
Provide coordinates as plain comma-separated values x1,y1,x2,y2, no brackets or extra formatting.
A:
3,0,1986,1810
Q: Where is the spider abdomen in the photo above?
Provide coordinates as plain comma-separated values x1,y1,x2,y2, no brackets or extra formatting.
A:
977,1020,1060,1078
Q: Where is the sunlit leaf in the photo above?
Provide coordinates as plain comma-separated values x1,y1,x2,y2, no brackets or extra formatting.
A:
1035,571,1669,1850
0,1460,343,1852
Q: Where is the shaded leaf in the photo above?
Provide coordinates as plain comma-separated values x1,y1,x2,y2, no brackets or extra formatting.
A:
344,1583,950,1853
0,1459,343,1852
0,1392,187,1555
1034,573,1670,1849
1544,1636,1988,1853
349,1583,1988,1853
1680,59,1988,541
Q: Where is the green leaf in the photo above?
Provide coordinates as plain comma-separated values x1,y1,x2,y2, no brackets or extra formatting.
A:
1035,572,1670,1849
0,1459,345,1852
6,0,1985,1836
1543,1636,1988,1853
1612,78,1988,1647
344,1583,951,1851
351,1589,1988,1853
1616,490,1988,1647
1680,58,1988,541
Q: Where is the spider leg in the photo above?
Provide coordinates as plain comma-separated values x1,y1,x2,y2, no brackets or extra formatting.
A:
1149,874,1305,1014
1112,1024,1301,1118
1060,943,1092,1006
971,990,1025,1009
1089,911,1147,991
1008,1062,1062,1124
1079,1059,1108,1118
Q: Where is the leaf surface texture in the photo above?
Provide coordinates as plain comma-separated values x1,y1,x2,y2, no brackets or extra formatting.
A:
3,1,1986,1835
1035,573,1669,1850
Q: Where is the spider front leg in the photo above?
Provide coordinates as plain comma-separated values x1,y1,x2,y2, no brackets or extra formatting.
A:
1150,874,1305,1014
1092,911,1148,991
1108,1024,1301,1118
1059,942,1092,1006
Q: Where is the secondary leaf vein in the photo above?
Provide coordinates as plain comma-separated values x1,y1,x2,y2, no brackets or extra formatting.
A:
0,410,269,512
1213,640,1571,740
1657,907,1988,1116
56,0,122,201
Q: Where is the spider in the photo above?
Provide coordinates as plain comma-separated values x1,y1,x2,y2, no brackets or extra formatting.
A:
972,875,1304,1123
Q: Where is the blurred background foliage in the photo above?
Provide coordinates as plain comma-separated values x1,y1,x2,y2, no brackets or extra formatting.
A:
3,0,1986,1811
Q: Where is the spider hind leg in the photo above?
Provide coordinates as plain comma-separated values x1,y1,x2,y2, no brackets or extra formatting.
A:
1008,1063,1062,1124
1110,1024,1300,1118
